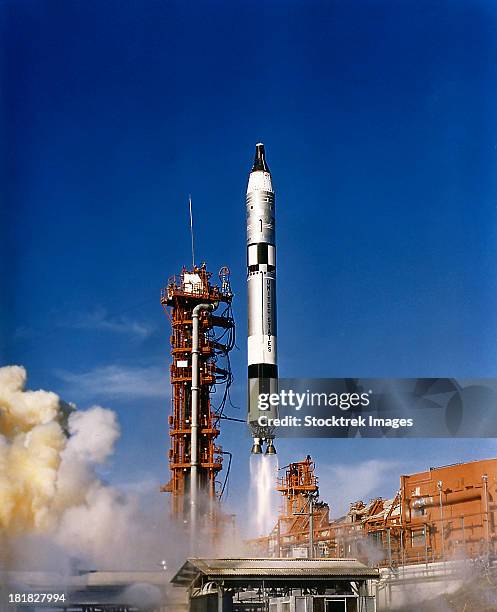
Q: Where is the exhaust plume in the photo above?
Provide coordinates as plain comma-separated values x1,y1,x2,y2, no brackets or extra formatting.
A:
249,454,279,537
0,365,177,571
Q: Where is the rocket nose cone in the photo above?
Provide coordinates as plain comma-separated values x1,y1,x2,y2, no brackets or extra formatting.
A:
252,143,270,173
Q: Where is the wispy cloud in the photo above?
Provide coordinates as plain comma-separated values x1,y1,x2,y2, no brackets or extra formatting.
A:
318,459,405,518
56,364,169,401
69,308,154,340
14,308,155,342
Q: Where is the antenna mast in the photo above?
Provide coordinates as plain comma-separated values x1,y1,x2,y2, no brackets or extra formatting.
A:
189,195,195,270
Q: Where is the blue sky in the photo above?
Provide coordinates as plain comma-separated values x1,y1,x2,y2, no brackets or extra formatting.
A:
3,0,497,522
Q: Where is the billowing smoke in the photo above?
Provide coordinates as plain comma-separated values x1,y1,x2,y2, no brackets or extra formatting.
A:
0,365,178,571
0,365,70,535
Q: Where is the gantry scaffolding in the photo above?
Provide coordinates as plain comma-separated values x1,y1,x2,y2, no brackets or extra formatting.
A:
277,456,319,529
276,456,331,557
160,264,234,522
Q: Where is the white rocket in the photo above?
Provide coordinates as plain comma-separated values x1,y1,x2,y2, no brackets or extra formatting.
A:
246,143,277,454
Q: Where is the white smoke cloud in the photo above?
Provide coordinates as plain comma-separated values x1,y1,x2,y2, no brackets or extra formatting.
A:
0,365,176,572
0,365,61,430
65,406,120,464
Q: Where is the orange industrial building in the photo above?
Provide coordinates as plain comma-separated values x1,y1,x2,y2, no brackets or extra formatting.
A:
249,456,497,567
160,264,234,522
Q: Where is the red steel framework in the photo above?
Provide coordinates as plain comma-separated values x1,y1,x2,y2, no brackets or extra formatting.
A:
277,456,319,536
160,264,234,520
249,456,497,566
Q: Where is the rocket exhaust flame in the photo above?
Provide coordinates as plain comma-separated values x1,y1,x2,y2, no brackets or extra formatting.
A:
249,454,279,537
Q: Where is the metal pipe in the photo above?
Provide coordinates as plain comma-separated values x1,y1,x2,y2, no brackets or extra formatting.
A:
438,480,445,562
387,528,392,568
190,301,218,550
217,584,223,612
483,474,490,556
400,529,405,578
411,490,481,508
424,525,428,571
461,515,466,554
309,496,314,558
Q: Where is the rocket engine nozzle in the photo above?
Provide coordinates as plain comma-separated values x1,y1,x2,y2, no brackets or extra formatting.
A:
265,440,277,455
251,438,263,454
250,438,277,455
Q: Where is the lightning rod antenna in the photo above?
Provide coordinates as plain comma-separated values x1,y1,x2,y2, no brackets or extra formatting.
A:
189,194,195,270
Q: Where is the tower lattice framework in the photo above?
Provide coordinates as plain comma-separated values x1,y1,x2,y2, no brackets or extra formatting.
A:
160,264,234,521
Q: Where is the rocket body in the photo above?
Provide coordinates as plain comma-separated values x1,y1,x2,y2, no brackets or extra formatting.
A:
246,143,278,453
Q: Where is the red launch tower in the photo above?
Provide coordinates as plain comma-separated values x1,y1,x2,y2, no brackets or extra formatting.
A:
160,264,234,523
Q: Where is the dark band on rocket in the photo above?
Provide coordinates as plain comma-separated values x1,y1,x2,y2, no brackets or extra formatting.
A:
247,243,276,272
248,363,278,379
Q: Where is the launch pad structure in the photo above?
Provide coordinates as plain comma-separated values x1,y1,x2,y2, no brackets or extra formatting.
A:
249,455,497,568
160,264,235,527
